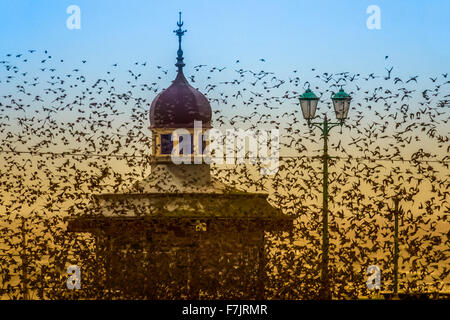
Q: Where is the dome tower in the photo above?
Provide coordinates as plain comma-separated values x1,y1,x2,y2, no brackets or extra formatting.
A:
150,12,212,163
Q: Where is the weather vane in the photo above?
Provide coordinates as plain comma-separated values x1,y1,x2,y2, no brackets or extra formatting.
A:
174,11,187,71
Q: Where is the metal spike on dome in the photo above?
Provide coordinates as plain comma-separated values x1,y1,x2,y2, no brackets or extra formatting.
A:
173,12,187,71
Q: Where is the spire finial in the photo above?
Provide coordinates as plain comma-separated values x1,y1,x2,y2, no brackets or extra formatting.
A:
174,11,187,71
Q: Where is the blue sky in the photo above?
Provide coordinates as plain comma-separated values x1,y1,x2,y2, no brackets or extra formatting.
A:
1,0,449,81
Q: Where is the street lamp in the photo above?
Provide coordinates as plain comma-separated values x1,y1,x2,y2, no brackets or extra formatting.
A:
332,88,352,123
299,88,319,122
299,87,351,299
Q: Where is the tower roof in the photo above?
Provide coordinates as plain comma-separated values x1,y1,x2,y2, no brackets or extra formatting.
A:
149,70,212,128
149,12,211,129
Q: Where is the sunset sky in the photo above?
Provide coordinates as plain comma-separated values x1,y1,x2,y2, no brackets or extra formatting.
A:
0,1,449,300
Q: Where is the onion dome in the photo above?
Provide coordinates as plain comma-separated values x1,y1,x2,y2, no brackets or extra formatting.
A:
149,12,211,129
149,70,211,128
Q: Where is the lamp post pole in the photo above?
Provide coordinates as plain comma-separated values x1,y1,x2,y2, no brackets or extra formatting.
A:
393,197,400,296
309,116,342,300
321,117,330,300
